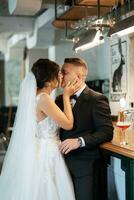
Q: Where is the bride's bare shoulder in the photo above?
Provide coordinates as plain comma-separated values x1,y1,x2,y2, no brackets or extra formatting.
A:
38,93,53,104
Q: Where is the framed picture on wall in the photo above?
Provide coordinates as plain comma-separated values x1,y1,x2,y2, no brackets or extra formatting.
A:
110,39,127,101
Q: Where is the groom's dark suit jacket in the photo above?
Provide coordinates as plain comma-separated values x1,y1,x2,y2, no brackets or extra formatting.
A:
56,86,113,177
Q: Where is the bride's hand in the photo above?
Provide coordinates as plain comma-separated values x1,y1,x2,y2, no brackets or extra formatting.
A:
63,78,82,97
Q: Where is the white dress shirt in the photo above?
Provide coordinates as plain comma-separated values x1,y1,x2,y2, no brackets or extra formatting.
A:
71,84,86,106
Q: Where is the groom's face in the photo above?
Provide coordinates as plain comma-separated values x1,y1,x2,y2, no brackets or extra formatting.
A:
61,63,78,87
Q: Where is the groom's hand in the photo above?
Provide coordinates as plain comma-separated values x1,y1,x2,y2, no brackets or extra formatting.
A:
59,139,80,154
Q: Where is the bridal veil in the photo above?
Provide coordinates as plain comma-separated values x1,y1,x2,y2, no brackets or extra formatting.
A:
0,72,40,200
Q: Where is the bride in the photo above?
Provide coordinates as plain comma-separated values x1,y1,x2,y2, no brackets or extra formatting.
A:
0,58,82,200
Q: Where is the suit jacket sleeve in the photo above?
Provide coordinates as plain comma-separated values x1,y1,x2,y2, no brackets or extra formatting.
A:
55,95,64,110
83,95,114,149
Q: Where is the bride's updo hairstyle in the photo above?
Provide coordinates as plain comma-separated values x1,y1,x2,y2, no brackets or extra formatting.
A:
31,58,60,89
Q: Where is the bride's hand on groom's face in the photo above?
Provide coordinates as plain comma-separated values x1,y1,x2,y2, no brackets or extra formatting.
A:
59,138,80,154
63,78,82,97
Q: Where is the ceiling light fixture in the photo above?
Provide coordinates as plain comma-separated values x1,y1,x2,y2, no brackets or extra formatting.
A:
73,29,104,53
108,14,134,37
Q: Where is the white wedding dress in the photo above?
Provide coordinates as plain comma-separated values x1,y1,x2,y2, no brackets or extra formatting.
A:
0,73,75,200
34,95,75,200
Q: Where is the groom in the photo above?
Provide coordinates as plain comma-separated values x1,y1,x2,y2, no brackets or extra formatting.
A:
56,58,113,200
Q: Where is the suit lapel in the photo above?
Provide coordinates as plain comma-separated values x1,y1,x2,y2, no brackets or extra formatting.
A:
72,86,90,112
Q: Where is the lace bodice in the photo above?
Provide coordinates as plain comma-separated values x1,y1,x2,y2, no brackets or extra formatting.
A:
36,94,59,139
36,117,59,139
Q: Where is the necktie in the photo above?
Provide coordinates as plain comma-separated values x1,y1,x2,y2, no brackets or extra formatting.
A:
70,95,78,101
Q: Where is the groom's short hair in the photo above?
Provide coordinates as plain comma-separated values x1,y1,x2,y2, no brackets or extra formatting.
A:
64,58,88,70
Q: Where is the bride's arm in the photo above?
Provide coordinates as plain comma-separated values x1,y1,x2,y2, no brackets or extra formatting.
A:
39,80,81,130
39,93,73,130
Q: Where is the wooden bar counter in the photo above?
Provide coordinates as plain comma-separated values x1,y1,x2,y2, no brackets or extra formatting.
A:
100,127,134,200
